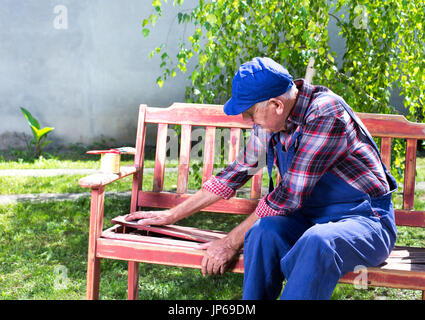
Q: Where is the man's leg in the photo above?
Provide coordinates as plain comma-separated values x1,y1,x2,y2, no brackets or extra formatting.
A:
243,213,312,300
280,215,396,300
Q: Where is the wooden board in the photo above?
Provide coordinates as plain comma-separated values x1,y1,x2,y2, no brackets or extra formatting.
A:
111,215,227,243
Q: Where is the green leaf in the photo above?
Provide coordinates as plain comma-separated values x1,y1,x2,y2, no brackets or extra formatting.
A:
206,13,217,25
142,28,150,37
20,107,40,130
156,77,164,88
41,140,52,149
31,126,54,141
152,0,162,7
149,14,158,26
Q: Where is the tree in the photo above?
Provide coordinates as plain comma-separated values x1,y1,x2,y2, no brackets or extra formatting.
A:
143,0,425,179
144,0,423,118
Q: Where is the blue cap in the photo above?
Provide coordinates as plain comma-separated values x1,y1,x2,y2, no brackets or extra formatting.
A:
223,57,293,115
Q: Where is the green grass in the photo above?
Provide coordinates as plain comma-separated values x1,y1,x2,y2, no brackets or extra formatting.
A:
0,156,424,300
0,197,245,300
0,166,259,196
0,158,142,170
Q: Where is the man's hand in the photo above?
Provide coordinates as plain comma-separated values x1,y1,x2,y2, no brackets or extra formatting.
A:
198,237,239,277
124,210,176,226
198,212,259,277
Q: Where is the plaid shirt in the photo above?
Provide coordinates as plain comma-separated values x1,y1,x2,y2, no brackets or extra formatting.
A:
202,79,390,218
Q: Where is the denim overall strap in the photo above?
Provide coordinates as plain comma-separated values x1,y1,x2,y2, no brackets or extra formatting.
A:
267,129,302,193
267,133,283,193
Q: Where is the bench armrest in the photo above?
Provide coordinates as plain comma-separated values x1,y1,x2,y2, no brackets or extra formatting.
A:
78,166,139,189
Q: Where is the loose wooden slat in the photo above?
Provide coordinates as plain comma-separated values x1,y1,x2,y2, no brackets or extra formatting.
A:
403,139,417,210
380,137,392,169
103,229,212,249
250,168,263,199
138,191,258,215
177,124,192,194
228,128,241,164
153,123,168,192
111,215,226,243
202,126,216,184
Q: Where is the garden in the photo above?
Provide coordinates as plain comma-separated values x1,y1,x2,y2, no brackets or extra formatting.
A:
1,0,424,300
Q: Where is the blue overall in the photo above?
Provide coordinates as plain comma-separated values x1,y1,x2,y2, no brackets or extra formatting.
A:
243,93,398,300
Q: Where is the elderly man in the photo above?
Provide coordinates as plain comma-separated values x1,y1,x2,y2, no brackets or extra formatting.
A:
125,57,397,300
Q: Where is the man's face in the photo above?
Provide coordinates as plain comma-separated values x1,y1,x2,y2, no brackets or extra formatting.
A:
242,98,290,133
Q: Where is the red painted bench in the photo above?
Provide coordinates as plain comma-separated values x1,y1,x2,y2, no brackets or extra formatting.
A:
79,103,425,300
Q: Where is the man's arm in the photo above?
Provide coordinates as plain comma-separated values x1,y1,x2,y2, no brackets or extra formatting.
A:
125,188,222,225
199,211,259,276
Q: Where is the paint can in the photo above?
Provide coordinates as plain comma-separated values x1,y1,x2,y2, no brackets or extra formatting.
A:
100,152,121,174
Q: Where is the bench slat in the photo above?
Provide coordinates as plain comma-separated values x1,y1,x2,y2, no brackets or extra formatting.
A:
177,124,192,194
357,113,425,139
132,105,147,212
202,126,216,184
403,138,417,210
146,104,253,129
380,137,392,169
250,169,264,199
138,191,258,214
228,128,241,164
153,123,168,192
96,237,245,273
395,209,425,228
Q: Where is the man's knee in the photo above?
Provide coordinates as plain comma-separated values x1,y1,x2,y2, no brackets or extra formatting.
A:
245,216,290,242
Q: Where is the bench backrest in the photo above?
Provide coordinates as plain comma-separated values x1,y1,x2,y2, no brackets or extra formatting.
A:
132,103,425,228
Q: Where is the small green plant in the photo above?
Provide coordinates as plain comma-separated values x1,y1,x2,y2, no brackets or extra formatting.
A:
20,107,55,158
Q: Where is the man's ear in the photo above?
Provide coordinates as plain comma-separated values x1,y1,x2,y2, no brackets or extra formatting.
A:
269,98,285,115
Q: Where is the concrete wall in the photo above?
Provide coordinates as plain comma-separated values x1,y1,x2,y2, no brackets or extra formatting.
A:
0,0,196,150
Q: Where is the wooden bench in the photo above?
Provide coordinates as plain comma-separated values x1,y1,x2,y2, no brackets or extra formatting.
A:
79,103,425,300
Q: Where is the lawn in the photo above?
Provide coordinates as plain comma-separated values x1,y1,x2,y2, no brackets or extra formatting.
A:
0,153,424,300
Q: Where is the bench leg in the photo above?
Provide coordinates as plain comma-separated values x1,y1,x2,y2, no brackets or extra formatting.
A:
86,187,105,300
86,257,101,300
422,290,425,300
128,261,139,300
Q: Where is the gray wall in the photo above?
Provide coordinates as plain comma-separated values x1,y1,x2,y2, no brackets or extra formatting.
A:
0,0,196,150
